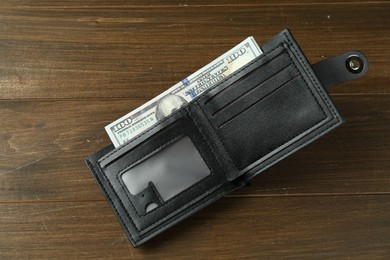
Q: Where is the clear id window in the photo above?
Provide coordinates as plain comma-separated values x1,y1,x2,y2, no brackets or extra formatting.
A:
121,136,210,202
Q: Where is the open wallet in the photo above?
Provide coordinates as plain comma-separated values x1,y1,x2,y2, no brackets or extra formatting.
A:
85,29,368,247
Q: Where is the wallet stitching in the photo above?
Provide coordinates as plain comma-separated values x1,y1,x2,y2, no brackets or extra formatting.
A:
284,32,340,120
107,114,218,232
95,157,145,235
85,158,137,244
89,154,147,236
284,44,327,120
140,183,223,236
139,183,230,240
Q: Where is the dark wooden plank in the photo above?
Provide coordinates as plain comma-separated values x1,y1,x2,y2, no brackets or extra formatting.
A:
0,99,141,201
0,95,389,201
0,196,388,258
0,0,387,8
0,4,388,99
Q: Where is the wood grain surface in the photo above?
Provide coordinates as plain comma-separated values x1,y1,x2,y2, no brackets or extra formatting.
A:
0,1,389,259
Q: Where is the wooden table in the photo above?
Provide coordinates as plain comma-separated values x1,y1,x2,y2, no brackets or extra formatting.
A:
0,1,389,259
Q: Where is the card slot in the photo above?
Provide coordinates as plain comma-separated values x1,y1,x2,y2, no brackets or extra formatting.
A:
203,49,290,114
212,62,295,116
216,76,327,170
214,66,299,129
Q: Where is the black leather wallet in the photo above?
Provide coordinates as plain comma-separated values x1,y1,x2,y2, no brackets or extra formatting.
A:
85,29,368,247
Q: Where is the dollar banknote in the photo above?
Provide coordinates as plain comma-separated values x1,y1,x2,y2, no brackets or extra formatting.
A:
106,37,263,147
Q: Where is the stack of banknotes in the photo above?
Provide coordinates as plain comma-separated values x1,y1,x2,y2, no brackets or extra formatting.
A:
105,37,263,147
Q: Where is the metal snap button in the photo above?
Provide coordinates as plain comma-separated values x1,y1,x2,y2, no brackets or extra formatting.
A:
346,55,364,74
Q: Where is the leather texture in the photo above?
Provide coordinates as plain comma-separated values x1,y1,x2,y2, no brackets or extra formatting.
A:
312,51,368,89
85,29,367,247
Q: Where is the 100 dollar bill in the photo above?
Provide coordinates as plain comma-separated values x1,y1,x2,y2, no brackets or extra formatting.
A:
106,37,263,147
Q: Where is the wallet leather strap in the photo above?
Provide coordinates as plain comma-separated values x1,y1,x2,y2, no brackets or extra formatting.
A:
312,51,368,89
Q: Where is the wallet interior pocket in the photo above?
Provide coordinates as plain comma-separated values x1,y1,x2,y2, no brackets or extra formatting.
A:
96,108,229,232
199,39,342,173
